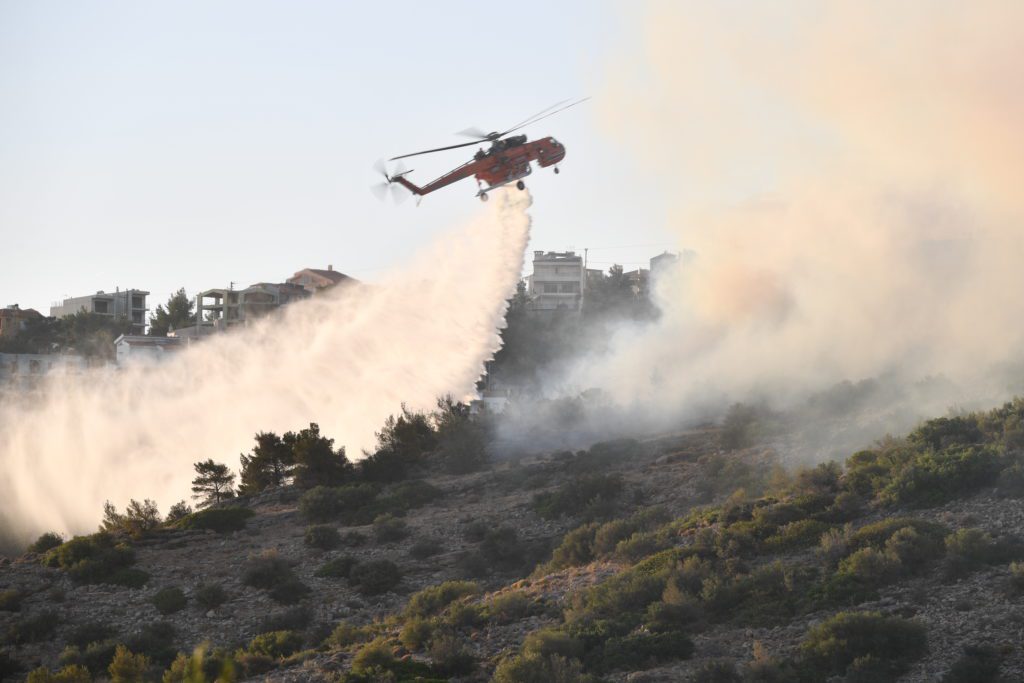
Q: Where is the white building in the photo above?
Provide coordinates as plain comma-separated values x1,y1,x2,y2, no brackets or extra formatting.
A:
114,335,183,365
50,289,149,334
0,352,87,387
526,251,586,312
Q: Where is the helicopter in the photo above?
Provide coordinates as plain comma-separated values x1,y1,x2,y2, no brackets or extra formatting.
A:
373,97,588,203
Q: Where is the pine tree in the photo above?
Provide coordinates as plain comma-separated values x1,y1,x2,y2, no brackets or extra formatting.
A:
148,288,196,336
238,431,296,495
287,423,351,488
191,460,236,508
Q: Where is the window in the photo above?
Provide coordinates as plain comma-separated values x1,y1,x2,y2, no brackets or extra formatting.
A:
542,283,559,294
559,282,580,294
93,300,109,314
132,295,144,308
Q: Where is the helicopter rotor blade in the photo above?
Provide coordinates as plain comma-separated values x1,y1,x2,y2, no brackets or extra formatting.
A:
371,182,391,201
456,127,492,140
499,98,571,137
390,182,412,205
389,139,482,161
372,158,390,179
500,97,590,136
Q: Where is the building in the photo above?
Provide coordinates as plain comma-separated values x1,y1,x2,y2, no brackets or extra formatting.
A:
113,335,183,365
526,251,585,312
50,289,149,334
287,265,352,294
0,305,43,338
195,282,309,329
0,352,87,386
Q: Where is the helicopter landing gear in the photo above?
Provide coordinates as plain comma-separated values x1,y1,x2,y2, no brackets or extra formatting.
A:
479,192,489,202
553,166,560,174
516,180,526,190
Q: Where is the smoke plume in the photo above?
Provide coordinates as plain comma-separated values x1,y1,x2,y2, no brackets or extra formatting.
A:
0,189,531,548
519,2,1024,455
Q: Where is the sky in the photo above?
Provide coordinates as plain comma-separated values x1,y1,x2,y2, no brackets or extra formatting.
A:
0,0,675,315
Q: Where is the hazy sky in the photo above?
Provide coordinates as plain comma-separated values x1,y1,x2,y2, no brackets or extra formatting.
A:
0,0,675,314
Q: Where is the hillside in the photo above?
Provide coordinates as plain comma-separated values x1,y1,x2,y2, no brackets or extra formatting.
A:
3,401,1024,682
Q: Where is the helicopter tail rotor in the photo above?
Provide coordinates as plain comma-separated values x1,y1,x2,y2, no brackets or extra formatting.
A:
371,159,414,204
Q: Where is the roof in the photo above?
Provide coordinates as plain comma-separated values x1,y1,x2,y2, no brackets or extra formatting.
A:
304,268,349,283
114,335,182,347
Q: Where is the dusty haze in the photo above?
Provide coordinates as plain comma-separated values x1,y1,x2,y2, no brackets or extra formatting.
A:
0,190,532,547
502,2,1024,456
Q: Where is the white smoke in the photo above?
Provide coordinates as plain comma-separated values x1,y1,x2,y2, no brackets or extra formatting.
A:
504,2,1024,456
0,189,532,545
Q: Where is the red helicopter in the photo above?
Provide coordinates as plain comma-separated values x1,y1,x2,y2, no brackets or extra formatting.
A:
374,97,588,203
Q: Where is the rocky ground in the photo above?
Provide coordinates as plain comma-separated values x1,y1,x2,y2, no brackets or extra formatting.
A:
2,425,1023,681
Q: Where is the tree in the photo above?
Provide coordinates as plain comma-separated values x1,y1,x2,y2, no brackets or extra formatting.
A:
100,499,161,538
239,431,296,495
148,288,196,336
287,423,351,488
191,460,236,508
107,645,149,683
360,407,438,482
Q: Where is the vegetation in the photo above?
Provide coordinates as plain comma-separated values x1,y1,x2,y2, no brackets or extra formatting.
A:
190,460,236,508
41,533,148,587
304,524,341,550
28,532,64,554
171,506,253,533
151,587,187,615
349,559,401,595
147,288,196,337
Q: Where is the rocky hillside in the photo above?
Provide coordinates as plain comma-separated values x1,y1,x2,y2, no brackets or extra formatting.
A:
3,400,1024,682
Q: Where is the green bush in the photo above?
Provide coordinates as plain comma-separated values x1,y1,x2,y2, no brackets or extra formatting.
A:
383,480,443,510
0,651,21,681
298,484,378,523
462,520,490,542
428,634,476,676
28,532,64,554
883,526,944,574
691,659,742,683
941,644,1003,683
304,524,341,550
259,606,312,633
548,523,598,570
5,610,60,645
243,553,295,589
763,520,831,552
879,446,1002,507
848,518,948,552
586,630,694,673
444,601,484,629
194,583,228,610
125,621,178,666
107,644,149,682
491,652,590,683
0,590,22,612
351,637,395,673
480,526,523,568
522,630,583,660
42,533,141,586
151,587,187,615
349,559,401,595
1009,561,1024,593
533,474,624,520
269,579,311,605
942,527,1021,578
315,556,358,579
486,591,533,623
67,621,116,649
62,639,118,675
406,580,479,618
409,538,444,559
27,663,93,682
799,611,927,679
372,514,409,542
399,617,433,650
614,531,670,563
248,630,303,659
173,507,254,533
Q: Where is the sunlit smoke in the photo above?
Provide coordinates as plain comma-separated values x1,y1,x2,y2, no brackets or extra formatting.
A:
519,2,1024,454
0,189,532,546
